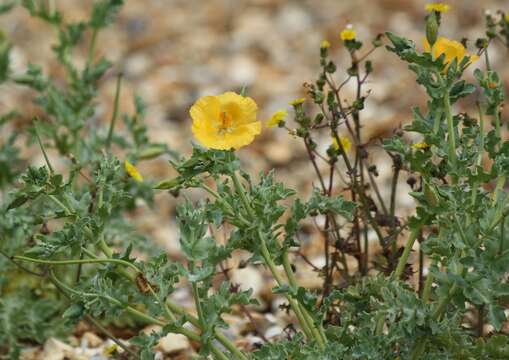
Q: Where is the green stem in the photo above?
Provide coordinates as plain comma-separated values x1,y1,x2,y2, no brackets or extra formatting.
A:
432,265,467,321
86,28,98,68
410,338,427,360
214,332,247,360
282,251,327,345
212,348,230,360
98,238,114,257
48,195,73,216
392,226,421,280
421,261,435,303
201,184,250,226
13,255,140,274
432,283,457,320
165,299,248,360
106,74,122,150
34,122,54,173
500,215,506,255
49,270,167,327
258,232,316,344
494,110,501,144
374,313,385,335
231,172,255,218
443,88,457,168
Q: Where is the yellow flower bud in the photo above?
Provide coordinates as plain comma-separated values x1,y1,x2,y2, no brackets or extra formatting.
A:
332,136,352,153
340,25,356,41
411,142,430,150
320,39,331,49
266,109,288,128
289,98,305,106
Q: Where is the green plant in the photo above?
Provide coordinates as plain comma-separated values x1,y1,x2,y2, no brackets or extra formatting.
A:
1,1,508,359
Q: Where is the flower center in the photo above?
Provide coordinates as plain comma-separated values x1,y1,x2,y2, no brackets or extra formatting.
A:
218,111,234,135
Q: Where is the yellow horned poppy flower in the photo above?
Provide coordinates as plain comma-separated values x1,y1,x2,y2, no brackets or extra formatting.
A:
412,142,430,150
332,136,352,153
340,25,356,41
124,160,143,182
190,92,261,150
425,3,450,13
423,36,479,68
320,39,331,49
267,109,288,128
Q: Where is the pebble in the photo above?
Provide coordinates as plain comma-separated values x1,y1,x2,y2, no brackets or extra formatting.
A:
157,333,191,354
230,265,264,298
81,332,103,348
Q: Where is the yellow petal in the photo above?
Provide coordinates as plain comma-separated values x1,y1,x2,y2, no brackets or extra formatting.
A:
267,109,288,128
217,92,258,125
425,3,450,13
412,142,430,150
332,136,351,152
320,39,331,49
340,28,356,41
190,95,221,128
423,36,478,69
124,160,143,182
289,98,305,106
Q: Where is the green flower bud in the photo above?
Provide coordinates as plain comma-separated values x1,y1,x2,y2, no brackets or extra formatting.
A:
426,12,439,47
154,178,181,190
138,145,167,160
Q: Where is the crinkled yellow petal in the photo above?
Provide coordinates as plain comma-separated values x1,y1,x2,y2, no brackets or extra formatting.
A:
190,95,221,128
217,92,257,125
423,36,478,68
193,121,261,150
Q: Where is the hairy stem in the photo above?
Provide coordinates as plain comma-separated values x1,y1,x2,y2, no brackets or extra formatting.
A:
106,74,122,150
392,226,421,280
443,88,457,168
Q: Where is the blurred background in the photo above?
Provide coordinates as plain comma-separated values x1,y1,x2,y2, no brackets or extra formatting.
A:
1,0,508,356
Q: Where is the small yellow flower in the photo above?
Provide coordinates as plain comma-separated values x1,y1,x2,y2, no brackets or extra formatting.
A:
425,3,450,13
320,39,331,49
190,92,261,150
423,36,479,68
340,25,356,41
505,12,509,23
103,344,118,357
289,97,305,106
412,142,430,150
266,109,288,128
124,160,143,182
332,136,352,153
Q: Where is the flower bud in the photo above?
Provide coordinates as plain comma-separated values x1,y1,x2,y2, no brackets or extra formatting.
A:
426,12,439,47
154,178,181,190
138,145,167,160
